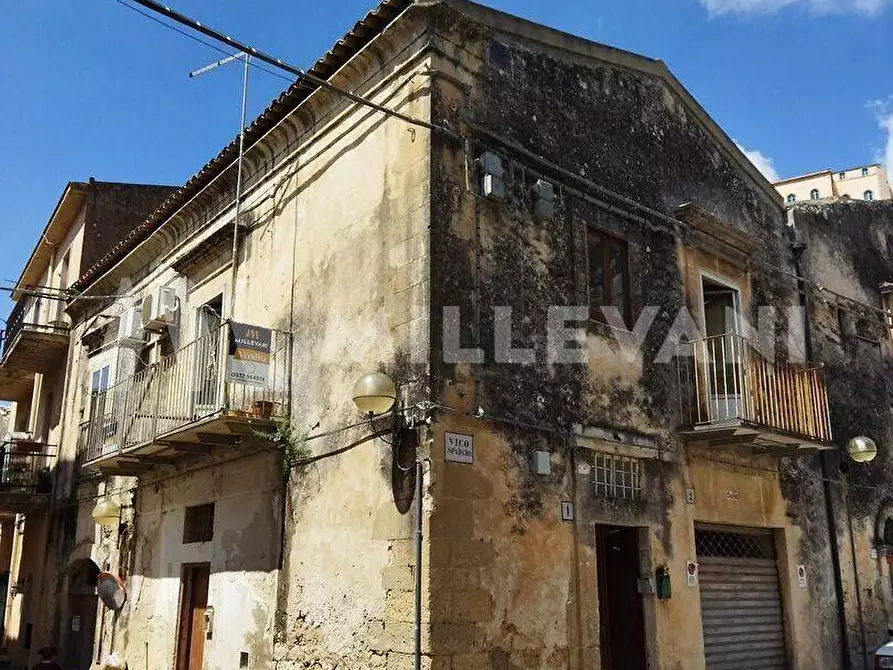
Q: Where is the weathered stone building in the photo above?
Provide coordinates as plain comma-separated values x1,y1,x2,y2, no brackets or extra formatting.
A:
3,2,893,670
787,198,893,669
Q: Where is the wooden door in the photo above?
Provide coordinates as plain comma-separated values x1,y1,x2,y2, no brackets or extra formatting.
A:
176,564,210,670
595,525,647,670
67,594,98,670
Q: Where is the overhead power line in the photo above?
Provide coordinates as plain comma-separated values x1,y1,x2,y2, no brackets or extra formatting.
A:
120,0,460,140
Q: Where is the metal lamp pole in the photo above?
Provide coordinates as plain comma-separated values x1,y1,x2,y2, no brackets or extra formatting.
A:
189,51,250,320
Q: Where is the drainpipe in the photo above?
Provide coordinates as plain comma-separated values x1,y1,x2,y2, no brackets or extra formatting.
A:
821,451,853,669
413,457,423,670
791,228,852,668
844,472,870,670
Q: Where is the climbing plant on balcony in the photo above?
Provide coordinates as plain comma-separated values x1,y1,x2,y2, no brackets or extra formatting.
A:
254,418,310,483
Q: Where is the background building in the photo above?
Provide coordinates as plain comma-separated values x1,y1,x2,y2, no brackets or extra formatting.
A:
0,179,172,669
775,163,892,204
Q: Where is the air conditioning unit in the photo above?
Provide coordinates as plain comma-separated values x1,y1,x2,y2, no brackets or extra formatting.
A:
140,287,178,333
117,306,145,347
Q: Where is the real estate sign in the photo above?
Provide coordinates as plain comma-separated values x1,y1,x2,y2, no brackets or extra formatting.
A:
227,322,271,388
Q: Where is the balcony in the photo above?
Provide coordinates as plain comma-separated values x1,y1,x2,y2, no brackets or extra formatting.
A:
0,438,55,514
78,322,291,475
676,333,833,453
0,296,69,400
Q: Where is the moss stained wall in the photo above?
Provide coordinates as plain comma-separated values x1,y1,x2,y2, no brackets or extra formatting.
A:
793,200,893,665
426,3,843,668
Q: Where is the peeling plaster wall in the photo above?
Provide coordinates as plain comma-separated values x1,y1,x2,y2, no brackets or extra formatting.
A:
268,42,434,670
121,452,281,670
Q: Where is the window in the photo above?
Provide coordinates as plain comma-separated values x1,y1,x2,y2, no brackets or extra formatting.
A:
592,452,643,500
587,228,630,325
183,503,215,544
810,189,820,200
862,167,870,177
195,296,224,409
786,193,796,204
835,304,848,335
91,365,110,395
865,190,874,201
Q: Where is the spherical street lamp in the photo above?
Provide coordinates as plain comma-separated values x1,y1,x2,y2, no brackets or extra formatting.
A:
846,436,878,463
352,372,397,416
91,499,121,528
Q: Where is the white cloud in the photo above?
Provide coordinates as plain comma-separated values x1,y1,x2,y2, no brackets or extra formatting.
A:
702,0,891,16
868,96,893,171
734,141,780,182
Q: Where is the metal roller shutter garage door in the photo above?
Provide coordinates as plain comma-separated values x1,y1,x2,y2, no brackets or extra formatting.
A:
696,527,787,670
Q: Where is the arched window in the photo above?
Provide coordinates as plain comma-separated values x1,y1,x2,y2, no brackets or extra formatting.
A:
810,189,820,200
862,167,870,177
786,194,796,203
865,190,874,201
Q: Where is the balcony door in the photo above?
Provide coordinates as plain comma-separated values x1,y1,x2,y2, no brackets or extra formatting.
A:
701,275,742,421
193,296,223,418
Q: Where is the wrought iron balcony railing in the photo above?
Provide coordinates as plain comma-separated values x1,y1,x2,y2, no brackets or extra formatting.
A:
677,332,832,445
78,321,290,465
1,294,69,364
0,441,55,496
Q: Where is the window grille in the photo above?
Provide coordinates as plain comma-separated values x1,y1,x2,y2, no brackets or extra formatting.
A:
695,528,775,559
592,452,643,500
183,503,215,544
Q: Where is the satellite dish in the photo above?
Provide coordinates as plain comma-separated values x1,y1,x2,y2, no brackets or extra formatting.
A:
97,572,126,611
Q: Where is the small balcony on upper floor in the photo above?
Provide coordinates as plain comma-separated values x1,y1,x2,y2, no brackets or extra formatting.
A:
77,321,291,476
676,333,833,454
0,436,55,514
0,295,70,399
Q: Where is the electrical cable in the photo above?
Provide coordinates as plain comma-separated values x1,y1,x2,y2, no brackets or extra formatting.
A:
110,0,293,84
63,406,425,507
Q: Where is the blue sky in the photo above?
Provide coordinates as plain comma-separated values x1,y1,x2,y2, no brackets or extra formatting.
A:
1,0,891,320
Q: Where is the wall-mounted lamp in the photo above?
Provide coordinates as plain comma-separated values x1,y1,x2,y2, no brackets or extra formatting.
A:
352,372,397,417
846,436,878,463
92,498,121,532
